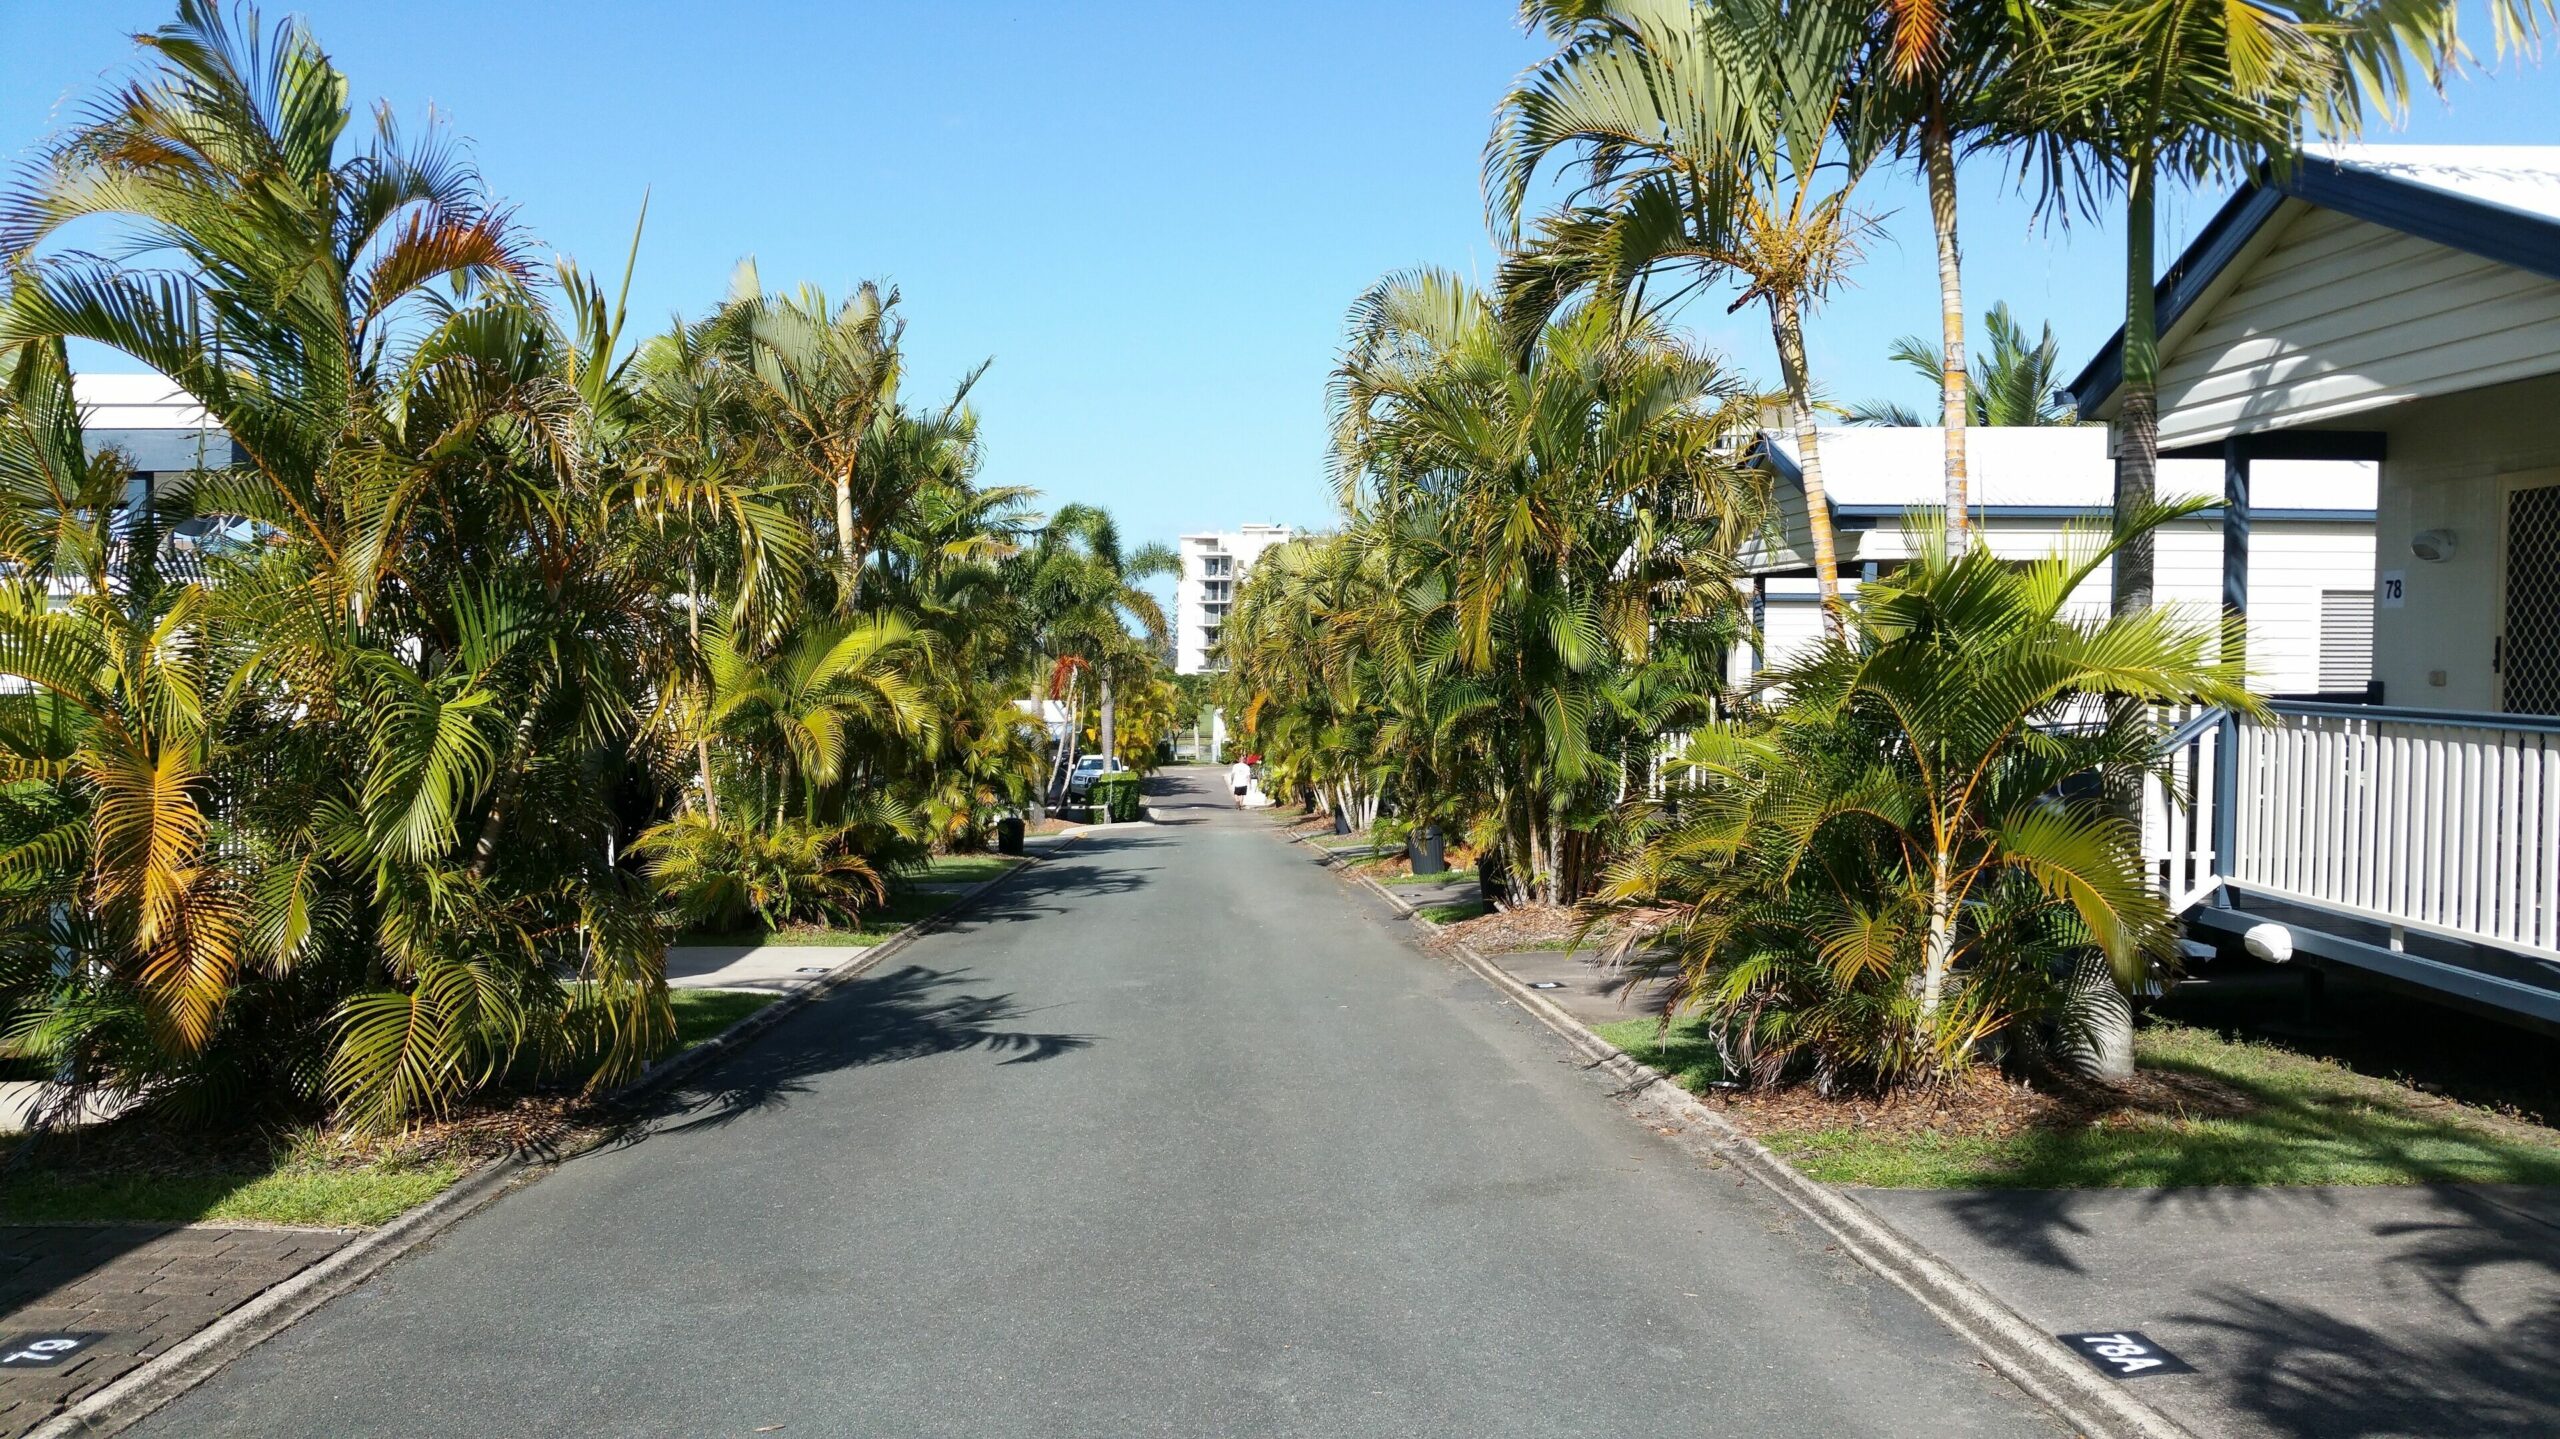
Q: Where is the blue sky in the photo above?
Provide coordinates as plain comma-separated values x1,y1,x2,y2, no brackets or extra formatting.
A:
6,2,2555,562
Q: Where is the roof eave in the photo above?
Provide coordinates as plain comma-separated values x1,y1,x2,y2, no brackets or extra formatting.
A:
2062,151,2560,424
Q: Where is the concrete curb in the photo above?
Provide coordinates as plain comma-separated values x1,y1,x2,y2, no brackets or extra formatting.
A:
27,855,1053,1439
1321,853,2199,1439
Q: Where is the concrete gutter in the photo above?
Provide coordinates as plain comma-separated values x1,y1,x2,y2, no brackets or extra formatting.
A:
29,854,1056,1439
1323,851,2199,1439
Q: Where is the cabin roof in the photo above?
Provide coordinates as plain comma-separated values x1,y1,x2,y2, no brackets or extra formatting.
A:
1750,426,2374,514
2063,145,2560,419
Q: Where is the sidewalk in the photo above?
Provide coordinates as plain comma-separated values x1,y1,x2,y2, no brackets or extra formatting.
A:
666,943,870,994
0,1224,351,1437
1855,1184,2560,1439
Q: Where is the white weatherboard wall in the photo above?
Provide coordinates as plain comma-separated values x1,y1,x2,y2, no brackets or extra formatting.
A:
1738,518,2376,695
2362,371,2560,711
2149,177,2560,450
1741,426,2377,696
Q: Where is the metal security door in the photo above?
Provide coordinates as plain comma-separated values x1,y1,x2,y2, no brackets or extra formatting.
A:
2504,477,2560,714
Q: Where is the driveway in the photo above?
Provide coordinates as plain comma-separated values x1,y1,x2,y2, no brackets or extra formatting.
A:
133,768,2060,1438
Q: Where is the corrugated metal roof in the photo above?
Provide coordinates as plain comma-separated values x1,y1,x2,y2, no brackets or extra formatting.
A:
71,372,216,430
2318,143,2560,226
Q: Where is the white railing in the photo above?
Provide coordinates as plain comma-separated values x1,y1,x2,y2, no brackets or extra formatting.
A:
2144,706,2224,912
1648,730,1695,798
2224,703,2560,957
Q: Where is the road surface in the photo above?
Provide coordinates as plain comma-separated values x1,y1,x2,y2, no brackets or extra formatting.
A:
137,769,2060,1438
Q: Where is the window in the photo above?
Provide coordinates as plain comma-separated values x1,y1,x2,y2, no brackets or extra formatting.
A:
2319,588,2374,692
1203,554,1232,578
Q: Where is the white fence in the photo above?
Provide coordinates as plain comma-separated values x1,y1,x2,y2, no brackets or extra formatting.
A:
2147,701,2560,959
2231,705,2560,955
2144,706,2223,912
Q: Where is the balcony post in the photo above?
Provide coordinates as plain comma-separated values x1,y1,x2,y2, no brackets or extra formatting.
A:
2214,437,2250,877
1749,576,1766,676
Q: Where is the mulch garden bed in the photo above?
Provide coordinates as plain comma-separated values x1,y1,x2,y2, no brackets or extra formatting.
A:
1429,901,1678,956
7,1093,593,1192
1694,1065,2255,1145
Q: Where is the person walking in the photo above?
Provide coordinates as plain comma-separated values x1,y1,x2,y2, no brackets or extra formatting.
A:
1228,757,1252,808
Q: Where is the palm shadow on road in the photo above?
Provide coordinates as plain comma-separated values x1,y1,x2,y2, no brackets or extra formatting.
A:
949,837,1162,927
606,963,1095,1144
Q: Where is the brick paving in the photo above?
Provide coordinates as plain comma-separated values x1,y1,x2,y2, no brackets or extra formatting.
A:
0,1223,351,1437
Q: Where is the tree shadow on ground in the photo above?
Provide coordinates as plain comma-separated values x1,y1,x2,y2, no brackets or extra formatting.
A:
957,840,1159,926
2173,1190,2560,1437
605,963,1093,1143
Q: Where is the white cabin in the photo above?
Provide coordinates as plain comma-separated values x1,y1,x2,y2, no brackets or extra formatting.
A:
2065,144,2560,1031
1737,426,2378,695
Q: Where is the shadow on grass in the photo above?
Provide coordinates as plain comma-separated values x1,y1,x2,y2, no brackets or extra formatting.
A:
612,963,1093,1143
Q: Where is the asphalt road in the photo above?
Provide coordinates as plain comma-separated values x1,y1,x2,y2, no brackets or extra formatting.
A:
136,770,2062,1438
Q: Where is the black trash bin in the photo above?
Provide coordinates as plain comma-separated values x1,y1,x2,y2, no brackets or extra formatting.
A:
996,816,1025,856
1407,824,1446,875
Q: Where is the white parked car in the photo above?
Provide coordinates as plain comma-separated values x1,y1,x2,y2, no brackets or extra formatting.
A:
1064,754,1126,801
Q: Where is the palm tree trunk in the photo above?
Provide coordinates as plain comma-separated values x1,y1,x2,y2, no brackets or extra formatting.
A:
1544,799,1567,907
470,692,547,877
687,553,718,827
1923,115,1970,542
1919,846,1956,1040
2112,162,2159,616
1099,675,1115,768
833,470,861,598
1508,804,1538,908
1768,296,1844,635
2078,161,2164,1083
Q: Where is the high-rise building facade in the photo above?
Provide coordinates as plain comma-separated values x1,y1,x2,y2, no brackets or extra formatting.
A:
1174,524,1292,674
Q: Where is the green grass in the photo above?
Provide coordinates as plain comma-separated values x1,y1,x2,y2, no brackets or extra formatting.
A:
673,890,961,948
910,854,1026,885
0,991,786,1228
1599,1016,2560,1189
1415,900,1488,925
667,988,779,1049
0,1149,466,1227
1595,1015,1727,1092
1382,867,1476,888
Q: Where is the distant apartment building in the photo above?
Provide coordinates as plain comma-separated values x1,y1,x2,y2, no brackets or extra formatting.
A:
1175,524,1292,674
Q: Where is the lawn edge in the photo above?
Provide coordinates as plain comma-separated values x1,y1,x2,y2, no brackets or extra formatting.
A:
27,852,1056,1439
1316,848,2200,1439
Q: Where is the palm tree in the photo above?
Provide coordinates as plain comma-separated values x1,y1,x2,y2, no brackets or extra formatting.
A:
698,612,935,827
1848,0,2028,539
1323,270,1758,904
0,581,239,1056
1491,0,1873,631
1842,303,2081,427
0,338,147,590
710,262,906,602
0,0,675,1128
1015,504,1176,798
1606,510,2261,1085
